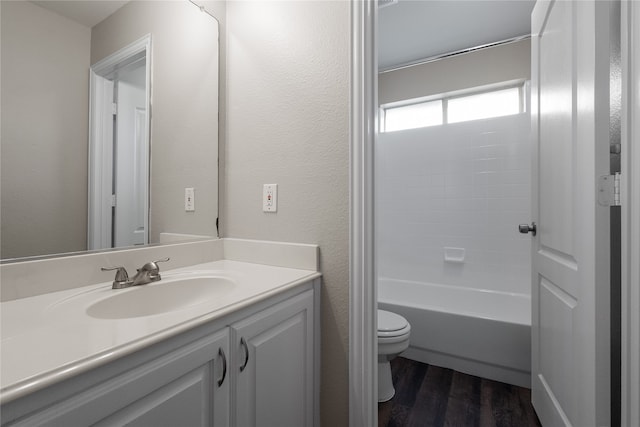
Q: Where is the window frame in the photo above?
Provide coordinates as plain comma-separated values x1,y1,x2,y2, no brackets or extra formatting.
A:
382,98,444,132
380,80,528,133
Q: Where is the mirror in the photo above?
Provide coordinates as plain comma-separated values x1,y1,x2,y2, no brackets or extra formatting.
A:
1,0,219,261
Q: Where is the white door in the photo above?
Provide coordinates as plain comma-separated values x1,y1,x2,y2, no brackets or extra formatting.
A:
88,72,114,250
530,1,612,426
114,64,148,248
88,35,151,251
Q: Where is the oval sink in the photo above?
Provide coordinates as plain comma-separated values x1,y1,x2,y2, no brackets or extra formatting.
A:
87,276,236,319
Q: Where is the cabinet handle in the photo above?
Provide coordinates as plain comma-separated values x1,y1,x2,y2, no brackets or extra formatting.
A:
217,347,227,387
240,337,249,372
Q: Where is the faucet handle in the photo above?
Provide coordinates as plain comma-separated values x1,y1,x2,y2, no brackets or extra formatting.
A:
101,266,130,288
139,257,170,271
137,257,170,282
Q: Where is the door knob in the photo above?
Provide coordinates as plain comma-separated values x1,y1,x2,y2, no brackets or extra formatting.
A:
518,222,537,236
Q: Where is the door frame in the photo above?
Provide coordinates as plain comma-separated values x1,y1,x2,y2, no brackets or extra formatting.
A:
621,1,640,425
349,1,377,426
87,34,151,250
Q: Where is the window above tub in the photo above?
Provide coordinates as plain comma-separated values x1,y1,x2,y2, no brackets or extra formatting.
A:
380,81,527,133
384,99,443,132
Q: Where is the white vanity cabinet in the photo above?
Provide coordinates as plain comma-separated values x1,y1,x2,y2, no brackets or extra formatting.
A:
3,329,231,427
92,328,231,427
1,282,319,427
232,289,316,427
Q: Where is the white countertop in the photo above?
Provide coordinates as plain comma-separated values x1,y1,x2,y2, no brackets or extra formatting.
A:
0,259,320,404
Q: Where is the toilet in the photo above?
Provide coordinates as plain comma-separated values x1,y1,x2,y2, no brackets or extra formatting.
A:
377,309,411,402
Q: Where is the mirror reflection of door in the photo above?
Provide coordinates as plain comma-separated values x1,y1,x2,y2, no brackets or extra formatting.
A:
88,36,150,250
115,61,146,247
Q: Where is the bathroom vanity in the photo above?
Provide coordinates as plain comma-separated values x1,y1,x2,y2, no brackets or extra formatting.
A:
0,239,321,426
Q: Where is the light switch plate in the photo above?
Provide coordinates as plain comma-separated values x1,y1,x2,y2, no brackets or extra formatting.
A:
263,184,277,212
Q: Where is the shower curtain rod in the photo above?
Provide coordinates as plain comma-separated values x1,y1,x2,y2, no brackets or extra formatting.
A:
378,34,531,74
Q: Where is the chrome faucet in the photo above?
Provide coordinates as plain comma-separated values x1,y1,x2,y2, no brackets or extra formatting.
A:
101,258,170,289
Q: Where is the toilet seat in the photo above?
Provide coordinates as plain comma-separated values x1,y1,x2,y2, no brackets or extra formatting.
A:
378,310,410,338
377,309,411,402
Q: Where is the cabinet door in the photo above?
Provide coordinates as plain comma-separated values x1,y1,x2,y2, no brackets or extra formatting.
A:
233,290,315,427
8,329,230,427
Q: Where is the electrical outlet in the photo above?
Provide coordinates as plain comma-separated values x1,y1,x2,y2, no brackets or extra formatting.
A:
263,184,277,212
185,187,195,211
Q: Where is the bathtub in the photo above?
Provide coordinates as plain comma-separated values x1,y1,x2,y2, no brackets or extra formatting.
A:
378,278,531,388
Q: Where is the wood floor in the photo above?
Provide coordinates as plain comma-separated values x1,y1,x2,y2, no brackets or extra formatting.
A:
378,357,542,427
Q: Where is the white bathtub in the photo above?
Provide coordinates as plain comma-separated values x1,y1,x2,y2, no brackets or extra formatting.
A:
378,278,531,388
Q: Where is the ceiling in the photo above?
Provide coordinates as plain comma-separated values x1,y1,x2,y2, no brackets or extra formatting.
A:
31,1,129,28
378,0,536,71
31,0,534,70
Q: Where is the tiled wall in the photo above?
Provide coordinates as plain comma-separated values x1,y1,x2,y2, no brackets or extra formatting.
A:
376,113,532,295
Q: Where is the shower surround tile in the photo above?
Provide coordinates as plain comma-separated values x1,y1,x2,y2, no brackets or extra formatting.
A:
376,113,531,295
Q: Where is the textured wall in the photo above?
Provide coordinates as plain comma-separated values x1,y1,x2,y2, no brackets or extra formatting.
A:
379,39,531,105
224,1,350,425
1,1,90,259
92,1,219,243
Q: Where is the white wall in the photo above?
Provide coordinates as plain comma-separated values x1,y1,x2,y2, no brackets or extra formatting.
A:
0,1,90,259
92,1,219,243
224,2,350,425
376,114,531,294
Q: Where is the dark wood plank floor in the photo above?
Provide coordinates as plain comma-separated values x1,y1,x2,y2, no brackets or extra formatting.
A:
378,357,542,427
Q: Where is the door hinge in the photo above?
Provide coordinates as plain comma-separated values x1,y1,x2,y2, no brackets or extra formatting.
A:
597,173,621,207
112,103,117,115
111,194,117,207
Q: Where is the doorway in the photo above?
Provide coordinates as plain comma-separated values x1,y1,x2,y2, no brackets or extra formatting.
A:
88,35,151,251
348,1,639,426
